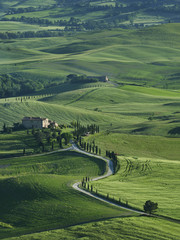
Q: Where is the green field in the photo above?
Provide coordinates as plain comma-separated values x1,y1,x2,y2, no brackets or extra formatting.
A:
1,24,180,90
0,85,179,137
91,155,180,219
84,132,180,160
0,131,37,158
0,21,64,32
3,217,180,240
0,151,132,239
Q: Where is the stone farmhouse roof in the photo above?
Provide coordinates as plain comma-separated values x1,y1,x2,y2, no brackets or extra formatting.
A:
22,117,47,121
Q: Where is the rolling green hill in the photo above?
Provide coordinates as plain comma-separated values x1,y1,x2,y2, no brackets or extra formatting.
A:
92,155,180,219
0,151,132,239
3,217,180,240
1,24,180,99
1,84,179,137
0,2,180,239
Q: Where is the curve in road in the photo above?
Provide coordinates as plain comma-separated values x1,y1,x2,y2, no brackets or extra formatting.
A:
71,143,147,215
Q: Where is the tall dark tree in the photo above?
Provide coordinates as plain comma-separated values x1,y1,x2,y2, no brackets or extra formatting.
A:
144,200,158,214
95,146,98,155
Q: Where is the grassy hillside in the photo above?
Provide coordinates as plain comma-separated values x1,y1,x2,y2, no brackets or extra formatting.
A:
0,151,132,239
0,84,179,136
84,132,180,160
0,21,64,32
92,155,180,220
3,217,180,240
1,24,180,97
0,130,37,158
0,4,179,239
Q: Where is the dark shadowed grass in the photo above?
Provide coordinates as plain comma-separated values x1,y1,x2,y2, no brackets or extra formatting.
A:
0,151,133,239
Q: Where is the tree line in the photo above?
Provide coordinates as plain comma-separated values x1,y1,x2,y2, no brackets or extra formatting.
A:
0,29,64,40
67,74,99,84
0,74,61,98
31,127,72,152
1,16,82,27
81,175,158,214
79,139,101,156
0,74,44,98
106,150,119,173
72,120,100,141
6,5,54,15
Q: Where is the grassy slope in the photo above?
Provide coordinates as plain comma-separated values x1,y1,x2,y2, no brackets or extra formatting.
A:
0,85,179,136
92,156,180,219
3,217,180,240
0,21,64,32
0,16,179,240
0,131,37,158
1,24,180,89
85,132,180,160
0,151,132,239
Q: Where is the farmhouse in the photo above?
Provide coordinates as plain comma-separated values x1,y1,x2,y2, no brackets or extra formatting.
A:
22,117,58,129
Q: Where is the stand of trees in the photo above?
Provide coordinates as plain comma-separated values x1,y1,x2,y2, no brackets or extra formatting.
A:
32,127,72,152
72,120,100,141
1,16,82,27
79,139,101,156
0,29,64,40
81,177,129,208
106,150,119,173
0,74,62,98
67,74,99,84
6,5,55,15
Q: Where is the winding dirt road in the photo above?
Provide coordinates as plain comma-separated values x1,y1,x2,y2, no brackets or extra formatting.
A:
6,142,147,215
71,143,147,215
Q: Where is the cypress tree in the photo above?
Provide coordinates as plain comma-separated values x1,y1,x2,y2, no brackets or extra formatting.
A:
59,137,62,148
92,146,95,153
95,146,98,154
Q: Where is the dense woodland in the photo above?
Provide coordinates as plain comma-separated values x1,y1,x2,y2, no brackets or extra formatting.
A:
0,74,61,98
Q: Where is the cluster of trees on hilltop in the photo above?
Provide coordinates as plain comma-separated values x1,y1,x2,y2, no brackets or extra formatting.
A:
31,127,72,151
1,16,81,27
0,74,61,98
72,120,100,141
6,5,54,15
1,14,133,30
67,74,99,84
0,30,64,39
0,74,44,98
